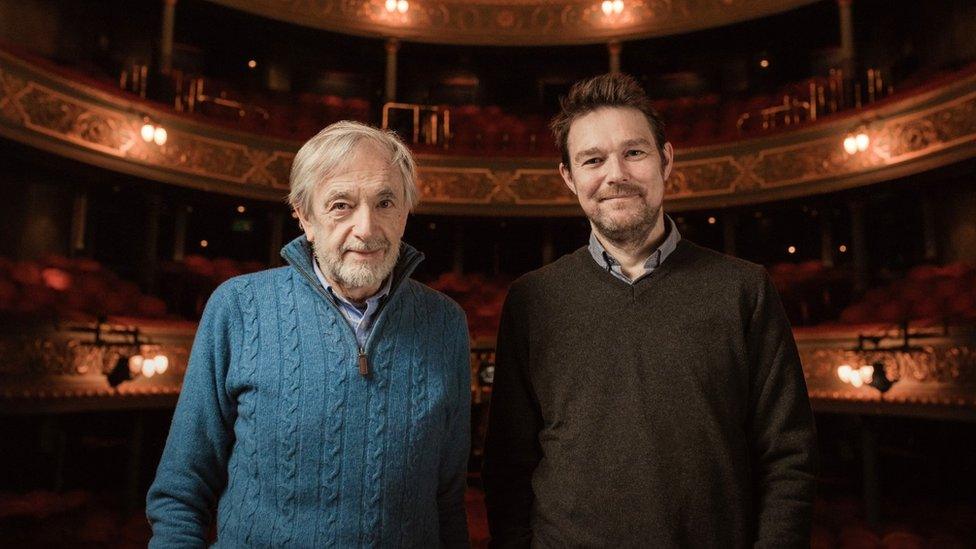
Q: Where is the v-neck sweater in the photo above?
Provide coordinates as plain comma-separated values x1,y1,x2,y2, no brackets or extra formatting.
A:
483,240,817,548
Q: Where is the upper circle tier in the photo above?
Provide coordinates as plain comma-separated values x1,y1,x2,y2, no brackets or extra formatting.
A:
206,0,821,45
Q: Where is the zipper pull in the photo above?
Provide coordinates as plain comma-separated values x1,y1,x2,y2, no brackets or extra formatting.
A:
358,349,369,377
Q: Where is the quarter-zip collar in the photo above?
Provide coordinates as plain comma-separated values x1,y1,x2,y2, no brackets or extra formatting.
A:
280,235,424,306
280,235,425,377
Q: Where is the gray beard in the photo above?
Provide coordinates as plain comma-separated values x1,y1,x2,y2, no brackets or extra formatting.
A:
314,239,400,290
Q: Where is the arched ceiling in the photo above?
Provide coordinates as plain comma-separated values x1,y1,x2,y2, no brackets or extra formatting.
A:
204,0,822,46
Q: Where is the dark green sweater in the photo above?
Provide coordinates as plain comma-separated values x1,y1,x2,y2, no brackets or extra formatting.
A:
483,240,816,548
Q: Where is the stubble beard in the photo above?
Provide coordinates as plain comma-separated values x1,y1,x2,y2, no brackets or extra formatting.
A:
314,236,400,290
589,183,661,248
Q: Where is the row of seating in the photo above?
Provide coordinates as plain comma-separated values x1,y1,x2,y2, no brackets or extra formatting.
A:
0,255,168,320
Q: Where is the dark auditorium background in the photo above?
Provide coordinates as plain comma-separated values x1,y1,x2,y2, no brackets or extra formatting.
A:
1,0,976,546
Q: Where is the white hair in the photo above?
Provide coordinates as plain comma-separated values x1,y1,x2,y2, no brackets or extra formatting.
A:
288,120,419,217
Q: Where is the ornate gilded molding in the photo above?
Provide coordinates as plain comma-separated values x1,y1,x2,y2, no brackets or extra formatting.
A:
204,0,820,46
2,49,976,215
0,50,293,202
0,319,191,414
795,326,976,420
2,316,974,420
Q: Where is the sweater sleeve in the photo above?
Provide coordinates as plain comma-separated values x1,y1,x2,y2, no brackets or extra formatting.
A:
746,271,818,548
438,305,472,548
146,281,242,548
482,283,543,549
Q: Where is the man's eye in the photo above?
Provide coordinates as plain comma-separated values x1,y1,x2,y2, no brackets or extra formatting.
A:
330,202,350,211
378,199,394,209
626,150,647,158
582,157,602,166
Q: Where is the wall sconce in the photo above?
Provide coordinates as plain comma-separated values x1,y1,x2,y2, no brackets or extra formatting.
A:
108,351,170,387
140,117,168,146
72,320,169,387
601,0,624,15
836,361,894,392
843,129,869,154
385,0,408,13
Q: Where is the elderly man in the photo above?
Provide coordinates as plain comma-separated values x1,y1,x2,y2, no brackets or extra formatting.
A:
147,121,471,548
483,74,817,548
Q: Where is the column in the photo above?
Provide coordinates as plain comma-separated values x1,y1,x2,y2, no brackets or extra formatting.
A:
838,0,855,75
142,193,162,294
722,211,738,257
452,223,464,275
820,209,835,268
848,198,869,294
385,38,400,104
160,0,178,75
541,221,555,265
268,210,284,267
172,205,187,261
70,190,88,257
921,191,939,263
608,40,622,75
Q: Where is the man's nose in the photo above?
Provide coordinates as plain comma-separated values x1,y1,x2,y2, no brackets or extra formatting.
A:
350,205,378,239
605,154,628,184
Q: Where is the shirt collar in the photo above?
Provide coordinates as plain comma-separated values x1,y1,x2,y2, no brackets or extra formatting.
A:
588,214,682,276
312,254,393,311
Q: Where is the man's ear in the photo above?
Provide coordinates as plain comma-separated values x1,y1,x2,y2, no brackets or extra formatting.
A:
559,163,578,196
295,209,315,243
660,142,675,181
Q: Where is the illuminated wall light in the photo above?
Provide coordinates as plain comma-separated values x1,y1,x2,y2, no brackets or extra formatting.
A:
128,354,144,375
839,244,848,253
759,58,770,68
837,364,874,388
200,240,209,248
142,357,157,378
140,123,155,142
237,205,246,213
153,126,168,146
787,245,797,254
707,216,716,225
154,354,169,375
843,131,870,154
843,135,858,154
247,59,257,69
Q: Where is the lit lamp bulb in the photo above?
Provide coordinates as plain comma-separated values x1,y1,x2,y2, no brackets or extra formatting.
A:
128,354,144,375
613,0,624,13
858,364,874,384
855,132,869,152
141,123,155,143
837,364,853,384
154,354,169,375
153,126,168,146
843,135,858,154
385,0,396,11
142,357,157,378
397,0,408,13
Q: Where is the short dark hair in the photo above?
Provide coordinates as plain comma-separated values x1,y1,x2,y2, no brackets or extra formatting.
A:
550,73,667,169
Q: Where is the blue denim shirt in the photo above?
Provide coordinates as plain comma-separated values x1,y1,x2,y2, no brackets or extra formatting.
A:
587,215,682,284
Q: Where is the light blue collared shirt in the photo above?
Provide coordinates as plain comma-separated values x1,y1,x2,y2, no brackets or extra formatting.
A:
313,258,392,348
587,215,682,284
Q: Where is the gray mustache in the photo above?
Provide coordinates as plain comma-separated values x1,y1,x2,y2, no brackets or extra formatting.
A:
343,239,390,253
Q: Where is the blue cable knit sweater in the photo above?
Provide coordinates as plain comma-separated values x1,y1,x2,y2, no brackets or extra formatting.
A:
147,236,471,548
